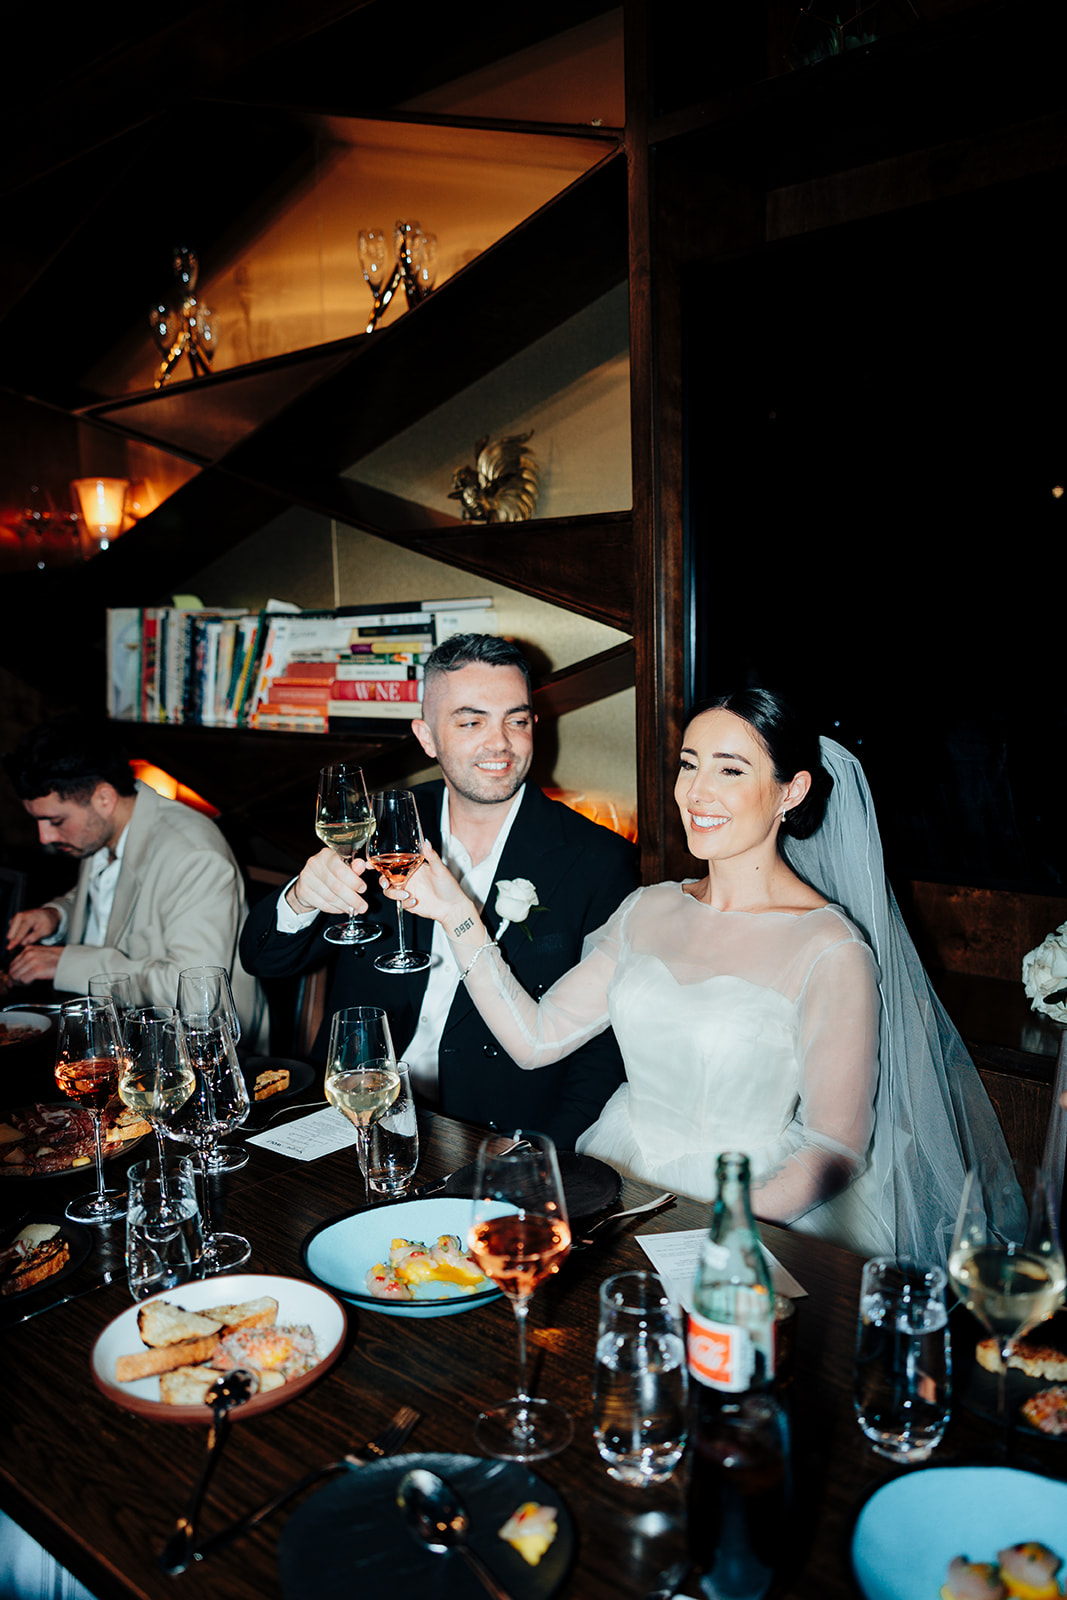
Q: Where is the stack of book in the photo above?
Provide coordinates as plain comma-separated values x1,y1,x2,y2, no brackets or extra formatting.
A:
106,599,499,731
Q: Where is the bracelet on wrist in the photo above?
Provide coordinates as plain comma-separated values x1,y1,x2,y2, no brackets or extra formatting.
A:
460,936,497,981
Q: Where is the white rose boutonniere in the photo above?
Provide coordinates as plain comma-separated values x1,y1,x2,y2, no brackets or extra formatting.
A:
494,878,545,941
1022,919,1067,1024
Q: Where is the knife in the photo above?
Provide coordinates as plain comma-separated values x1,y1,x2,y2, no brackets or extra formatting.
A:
8,1270,116,1325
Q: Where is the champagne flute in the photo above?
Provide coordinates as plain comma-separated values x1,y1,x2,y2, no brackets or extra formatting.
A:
315,764,380,946
166,1014,251,1271
948,1158,1066,1442
467,1131,573,1460
177,966,248,1172
55,997,126,1223
323,1005,400,1182
368,790,430,974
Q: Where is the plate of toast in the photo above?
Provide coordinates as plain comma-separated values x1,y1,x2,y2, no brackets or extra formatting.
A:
91,1272,347,1423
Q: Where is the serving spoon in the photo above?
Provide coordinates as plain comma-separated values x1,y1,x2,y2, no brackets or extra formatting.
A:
397,1468,513,1600
159,1368,259,1574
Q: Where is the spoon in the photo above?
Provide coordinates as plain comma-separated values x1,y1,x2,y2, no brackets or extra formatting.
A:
159,1368,259,1574
397,1468,514,1600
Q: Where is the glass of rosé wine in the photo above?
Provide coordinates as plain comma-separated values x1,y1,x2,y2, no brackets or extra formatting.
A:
369,789,431,975
467,1131,573,1461
55,996,127,1223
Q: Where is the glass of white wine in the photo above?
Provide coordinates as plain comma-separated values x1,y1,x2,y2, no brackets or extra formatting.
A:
316,764,380,946
948,1158,1066,1440
323,1006,400,1183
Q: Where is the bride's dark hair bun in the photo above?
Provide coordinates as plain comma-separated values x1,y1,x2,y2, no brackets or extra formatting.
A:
685,688,832,841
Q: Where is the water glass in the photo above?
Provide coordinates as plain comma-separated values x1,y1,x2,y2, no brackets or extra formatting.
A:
594,1270,688,1484
364,1062,418,1196
126,1155,204,1301
853,1256,951,1462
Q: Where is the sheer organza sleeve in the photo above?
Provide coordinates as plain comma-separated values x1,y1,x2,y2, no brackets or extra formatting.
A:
450,890,640,1069
751,934,880,1225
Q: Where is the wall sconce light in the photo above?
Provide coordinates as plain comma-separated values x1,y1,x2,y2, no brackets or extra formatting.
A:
70,477,130,551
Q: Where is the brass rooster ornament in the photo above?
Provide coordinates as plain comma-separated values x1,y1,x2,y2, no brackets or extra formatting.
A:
448,431,539,523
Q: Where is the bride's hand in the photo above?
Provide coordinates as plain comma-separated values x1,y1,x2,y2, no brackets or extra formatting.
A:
378,836,473,930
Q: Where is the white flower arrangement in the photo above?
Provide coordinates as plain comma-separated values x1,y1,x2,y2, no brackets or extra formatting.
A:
493,878,544,941
1022,919,1067,1025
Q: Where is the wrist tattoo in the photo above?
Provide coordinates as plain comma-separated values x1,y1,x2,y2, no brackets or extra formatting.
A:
452,916,475,939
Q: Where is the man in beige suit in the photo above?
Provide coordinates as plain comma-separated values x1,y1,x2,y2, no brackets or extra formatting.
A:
4,716,262,1041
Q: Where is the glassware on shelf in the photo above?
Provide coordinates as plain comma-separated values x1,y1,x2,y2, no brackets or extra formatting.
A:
358,227,399,333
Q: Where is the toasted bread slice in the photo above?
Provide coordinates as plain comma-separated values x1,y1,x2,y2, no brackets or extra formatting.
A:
116,1333,223,1382
201,1295,278,1331
254,1069,290,1101
158,1365,220,1405
137,1300,225,1349
1,1237,70,1295
976,1336,1067,1381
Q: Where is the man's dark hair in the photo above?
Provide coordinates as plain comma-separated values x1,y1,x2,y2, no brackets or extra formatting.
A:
3,715,137,803
422,633,534,705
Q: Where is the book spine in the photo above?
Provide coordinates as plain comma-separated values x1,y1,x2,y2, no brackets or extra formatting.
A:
329,680,421,702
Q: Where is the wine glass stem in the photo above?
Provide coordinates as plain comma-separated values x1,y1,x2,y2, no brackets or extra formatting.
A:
91,1111,106,1203
197,1142,217,1241
512,1297,532,1425
395,903,409,957
356,1128,370,1184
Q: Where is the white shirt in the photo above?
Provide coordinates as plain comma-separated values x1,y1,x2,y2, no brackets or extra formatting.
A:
275,787,524,1100
46,827,129,946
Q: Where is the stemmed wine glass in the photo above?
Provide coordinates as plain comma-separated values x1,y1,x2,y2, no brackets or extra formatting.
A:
166,1014,252,1270
89,973,135,1023
467,1131,573,1460
315,764,380,945
55,997,127,1223
177,966,247,1172
368,790,430,974
119,1006,191,1182
323,1006,400,1184
358,227,397,332
948,1158,1066,1445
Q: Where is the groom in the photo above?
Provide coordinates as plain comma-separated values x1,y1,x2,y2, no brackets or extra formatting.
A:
239,634,638,1148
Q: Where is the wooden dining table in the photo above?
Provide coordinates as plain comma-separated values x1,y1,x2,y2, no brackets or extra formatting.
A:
2,1102,1066,1600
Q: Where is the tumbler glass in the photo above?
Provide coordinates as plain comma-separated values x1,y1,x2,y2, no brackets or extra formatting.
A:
853,1256,951,1462
364,1062,419,1196
593,1270,688,1484
126,1154,203,1300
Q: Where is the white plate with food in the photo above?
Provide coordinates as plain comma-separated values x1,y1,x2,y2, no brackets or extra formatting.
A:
852,1466,1067,1600
302,1197,513,1319
91,1272,347,1424
0,1011,51,1047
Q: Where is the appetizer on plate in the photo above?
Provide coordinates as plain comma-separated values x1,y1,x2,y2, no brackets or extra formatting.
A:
941,1543,1064,1600
365,1235,487,1302
0,1102,147,1177
0,1222,69,1295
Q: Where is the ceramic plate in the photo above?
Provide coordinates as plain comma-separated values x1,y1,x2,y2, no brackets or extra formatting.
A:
302,1196,514,1319
242,1058,317,1124
852,1466,1067,1600
0,1011,51,1045
278,1450,572,1600
91,1272,347,1424
0,1101,147,1180
0,1214,91,1301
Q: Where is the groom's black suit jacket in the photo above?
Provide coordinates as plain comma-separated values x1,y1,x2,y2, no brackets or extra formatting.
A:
239,781,638,1149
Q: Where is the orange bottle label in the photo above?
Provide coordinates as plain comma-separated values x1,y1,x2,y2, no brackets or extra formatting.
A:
688,1311,753,1391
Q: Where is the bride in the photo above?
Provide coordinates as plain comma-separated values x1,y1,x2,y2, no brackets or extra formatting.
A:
376,688,1013,1263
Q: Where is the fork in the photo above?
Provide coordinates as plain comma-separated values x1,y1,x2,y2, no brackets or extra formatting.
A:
579,1193,675,1245
188,1404,421,1562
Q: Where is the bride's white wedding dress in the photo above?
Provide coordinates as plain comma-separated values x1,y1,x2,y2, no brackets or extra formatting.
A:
464,881,893,1255
459,739,1016,1264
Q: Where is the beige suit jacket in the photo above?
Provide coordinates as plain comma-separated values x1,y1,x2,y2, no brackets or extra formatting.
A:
46,781,264,1045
